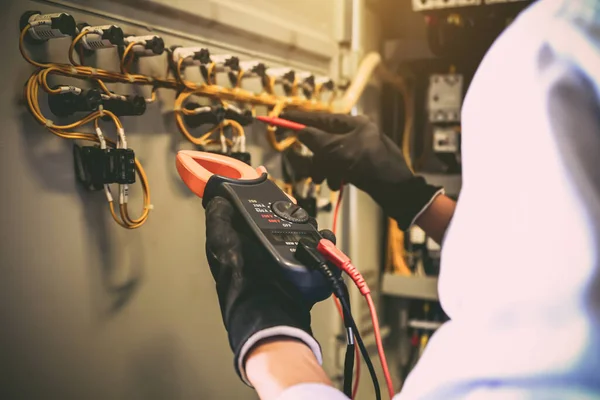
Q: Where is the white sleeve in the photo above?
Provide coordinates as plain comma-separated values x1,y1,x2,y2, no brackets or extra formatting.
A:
276,384,350,400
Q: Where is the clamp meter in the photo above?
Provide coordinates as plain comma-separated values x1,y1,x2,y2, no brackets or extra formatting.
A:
176,151,335,303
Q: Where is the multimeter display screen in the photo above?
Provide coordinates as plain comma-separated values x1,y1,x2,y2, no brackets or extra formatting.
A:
267,230,320,244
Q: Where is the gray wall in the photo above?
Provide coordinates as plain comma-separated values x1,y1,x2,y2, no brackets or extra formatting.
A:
0,1,344,398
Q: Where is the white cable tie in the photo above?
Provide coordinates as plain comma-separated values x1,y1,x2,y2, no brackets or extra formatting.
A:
147,77,154,83
194,106,212,114
127,74,135,83
45,119,54,127
70,67,77,75
220,134,227,153
98,104,104,116
95,127,107,149
117,128,127,148
91,68,98,76
119,185,129,205
104,185,113,203
145,204,155,210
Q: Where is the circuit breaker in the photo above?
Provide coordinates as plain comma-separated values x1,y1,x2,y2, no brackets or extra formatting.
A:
427,74,463,123
432,127,460,154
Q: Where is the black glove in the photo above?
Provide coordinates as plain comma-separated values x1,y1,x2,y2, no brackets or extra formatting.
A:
205,196,334,385
282,111,444,230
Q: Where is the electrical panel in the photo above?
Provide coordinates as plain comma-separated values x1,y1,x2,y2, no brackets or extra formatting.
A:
427,74,463,123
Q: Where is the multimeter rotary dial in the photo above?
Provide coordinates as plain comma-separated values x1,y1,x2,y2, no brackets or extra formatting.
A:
271,201,310,224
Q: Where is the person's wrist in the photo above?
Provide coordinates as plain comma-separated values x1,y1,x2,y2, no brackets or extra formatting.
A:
369,176,444,230
246,338,332,400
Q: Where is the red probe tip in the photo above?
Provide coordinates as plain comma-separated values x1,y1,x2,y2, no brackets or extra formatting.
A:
256,116,307,131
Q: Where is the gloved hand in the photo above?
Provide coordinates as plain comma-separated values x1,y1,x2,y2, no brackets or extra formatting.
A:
205,196,334,385
282,111,444,230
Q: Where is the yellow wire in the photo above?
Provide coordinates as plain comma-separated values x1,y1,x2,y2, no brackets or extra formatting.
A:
18,23,343,229
120,41,140,74
265,101,297,152
204,63,216,85
68,29,89,66
19,25,52,68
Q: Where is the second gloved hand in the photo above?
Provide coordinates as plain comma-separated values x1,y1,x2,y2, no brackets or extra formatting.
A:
283,111,443,230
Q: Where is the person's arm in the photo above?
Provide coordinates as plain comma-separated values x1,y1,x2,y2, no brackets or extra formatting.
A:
245,339,339,400
415,194,456,244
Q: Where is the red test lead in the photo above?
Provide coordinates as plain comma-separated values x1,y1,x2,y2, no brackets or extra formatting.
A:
317,238,395,400
256,115,307,131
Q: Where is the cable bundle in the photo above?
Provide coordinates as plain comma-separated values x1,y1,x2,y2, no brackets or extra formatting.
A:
18,11,338,228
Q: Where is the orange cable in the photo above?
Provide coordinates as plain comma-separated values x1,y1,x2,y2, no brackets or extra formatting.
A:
366,293,394,399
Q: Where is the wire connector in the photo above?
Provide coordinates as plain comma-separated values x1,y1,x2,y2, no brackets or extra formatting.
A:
95,126,107,149
295,238,328,271
317,239,370,295
104,185,113,203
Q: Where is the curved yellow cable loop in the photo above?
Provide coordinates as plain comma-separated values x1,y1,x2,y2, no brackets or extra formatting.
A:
204,63,216,85
265,101,298,152
290,78,299,97
120,41,140,74
225,119,245,140
176,58,198,91
19,25,52,69
234,69,245,89
68,30,89,67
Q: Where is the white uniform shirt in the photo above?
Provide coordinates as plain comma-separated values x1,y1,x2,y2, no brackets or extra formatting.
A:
278,0,600,398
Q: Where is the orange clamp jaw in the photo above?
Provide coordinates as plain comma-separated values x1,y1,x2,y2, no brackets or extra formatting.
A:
176,150,267,198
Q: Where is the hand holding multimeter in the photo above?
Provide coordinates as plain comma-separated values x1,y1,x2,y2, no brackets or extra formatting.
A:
176,150,337,303
176,150,336,383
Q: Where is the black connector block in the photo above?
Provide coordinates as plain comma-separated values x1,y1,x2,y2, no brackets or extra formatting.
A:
101,94,146,117
184,103,253,127
106,148,136,184
73,145,106,191
184,103,225,127
48,88,102,117
73,145,136,191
